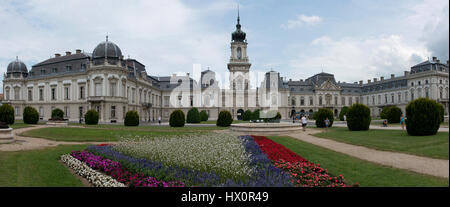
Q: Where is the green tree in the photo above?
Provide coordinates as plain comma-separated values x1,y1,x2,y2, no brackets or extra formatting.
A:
406,98,441,136
169,110,185,127
124,111,140,126
217,110,233,127
23,106,39,124
186,107,201,123
347,104,372,131
313,108,334,128
84,109,99,125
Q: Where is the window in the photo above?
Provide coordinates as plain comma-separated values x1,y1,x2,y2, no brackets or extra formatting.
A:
425,88,429,98
52,68,57,73
372,96,375,104
391,94,394,103
237,47,242,59
319,96,323,105
440,88,443,99
95,83,102,96
28,89,33,101
66,65,72,71
425,80,429,84
398,93,401,103
40,69,46,75
110,82,117,96
39,107,44,118
310,97,313,105
80,64,86,71
385,95,388,103
291,97,296,106
378,95,381,104
5,89,9,100
348,97,353,105
64,87,70,100
111,106,116,118
15,107,20,116
79,86,85,99
341,97,345,105
39,88,44,101
51,88,56,100
300,97,305,106
132,89,136,103
440,80,443,84
14,87,20,100
335,97,338,105
418,81,421,85
64,106,69,118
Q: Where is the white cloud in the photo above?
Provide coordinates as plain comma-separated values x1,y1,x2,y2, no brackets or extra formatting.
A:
0,0,235,90
288,35,430,83
281,14,322,29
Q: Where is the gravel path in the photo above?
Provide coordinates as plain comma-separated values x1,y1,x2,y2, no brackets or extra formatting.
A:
283,128,449,178
0,125,114,152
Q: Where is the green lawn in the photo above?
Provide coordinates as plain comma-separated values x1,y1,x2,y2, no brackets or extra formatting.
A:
0,145,87,187
20,124,227,142
313,127,449,159
268,136,448,187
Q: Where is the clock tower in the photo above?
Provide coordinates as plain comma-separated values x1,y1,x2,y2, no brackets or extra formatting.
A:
227,9,252,113
227,9,251,91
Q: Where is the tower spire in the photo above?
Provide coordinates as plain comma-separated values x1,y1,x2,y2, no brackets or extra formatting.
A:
237,5,240,24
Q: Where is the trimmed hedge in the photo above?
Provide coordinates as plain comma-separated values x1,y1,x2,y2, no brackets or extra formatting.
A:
124,111,140,126
339,106,349,121
217,110,233,127
386,106,402,124
347,104,371,131
51,108,64,120
23,106,39,124
243,110,252,121
406,98,441,136
186,107,201,123
169,110,185,127
313,108,334,128
200,110,209,122
84,109,99,125
437,103,445,124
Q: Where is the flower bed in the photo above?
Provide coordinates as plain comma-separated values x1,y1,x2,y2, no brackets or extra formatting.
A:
250,135,351,187
60,154,125,187
69,150,184,187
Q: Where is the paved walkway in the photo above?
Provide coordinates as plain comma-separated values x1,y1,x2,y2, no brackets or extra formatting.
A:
331,123,449,132
0,125,113,152
282,128,449,178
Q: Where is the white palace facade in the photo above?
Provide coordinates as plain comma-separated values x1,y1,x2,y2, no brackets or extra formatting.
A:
2,15,449,123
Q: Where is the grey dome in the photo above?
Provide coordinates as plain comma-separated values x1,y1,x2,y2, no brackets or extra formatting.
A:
92,40,122,59
7,58,28,73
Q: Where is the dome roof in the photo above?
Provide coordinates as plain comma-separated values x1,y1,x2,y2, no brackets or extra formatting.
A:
7,57,28,73
232,20,246,42
92,38,122,59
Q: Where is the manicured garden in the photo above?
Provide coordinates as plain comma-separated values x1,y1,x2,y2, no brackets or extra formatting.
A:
313,127,449,159
268,136,449,187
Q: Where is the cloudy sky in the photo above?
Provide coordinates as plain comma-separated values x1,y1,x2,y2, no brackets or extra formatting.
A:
0,0,448,91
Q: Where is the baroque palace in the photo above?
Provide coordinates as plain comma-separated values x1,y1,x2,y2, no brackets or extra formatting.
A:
2,15,449,123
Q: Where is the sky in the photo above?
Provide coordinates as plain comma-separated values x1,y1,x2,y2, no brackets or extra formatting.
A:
0,0,448,91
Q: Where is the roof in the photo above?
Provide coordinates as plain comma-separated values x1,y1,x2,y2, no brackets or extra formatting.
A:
33,53,90,67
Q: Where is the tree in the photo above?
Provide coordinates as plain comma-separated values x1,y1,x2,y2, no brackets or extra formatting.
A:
217,110,233,127
186,107,201,123
406,98,441,136
84,109,99,125
23,106,39,124
124,110,140,126
242,110,252,121
200,110,209,122
313,108,334,128
169,110,185,127
347,104,371,131
386,106,402,124
51,108,64,120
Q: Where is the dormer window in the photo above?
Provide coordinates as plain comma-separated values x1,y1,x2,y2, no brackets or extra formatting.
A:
40,69,46,75
52,68,57,73
66,65,72,71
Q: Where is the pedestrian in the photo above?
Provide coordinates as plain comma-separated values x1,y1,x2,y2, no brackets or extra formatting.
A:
383,119,388,127
324,117,330,132
301,115,307,131
400,114,406,130
158,116,161,125
343,114,346,124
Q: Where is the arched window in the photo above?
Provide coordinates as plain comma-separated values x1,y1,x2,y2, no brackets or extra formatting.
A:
237,47,242,59
319,96,323,105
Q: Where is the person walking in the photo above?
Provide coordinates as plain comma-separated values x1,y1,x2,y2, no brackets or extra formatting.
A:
400,114,406,130
158,116,161,125
324,117,330,132
343,114,346,124
301,115,307,131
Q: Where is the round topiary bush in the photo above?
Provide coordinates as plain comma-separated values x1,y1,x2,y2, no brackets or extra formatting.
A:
200,110,209,122
124,110,140,126
437,103,444,124
251,109,260,121
186,107,201,123
84,109,99,125
242,110,252,121
313,108,334,128
347,104,371,131
380,106,390,119
339,106,349,121
217,110,233,127
0,104,15,125
405,98,441,136
51,108,64,121
386,106,402,124
169,110,185,127
23,106,39,124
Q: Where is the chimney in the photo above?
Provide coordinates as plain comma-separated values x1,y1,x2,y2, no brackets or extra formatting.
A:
65,51,71,56
55,53,61,57
359,80,363,85
186,73,190,77
436,59,440,63
354,82,357,84
373,78,377,82
368,80,371,84
391,74,395,79
380,76,384,81
172,73,176,78
300,79,303,82
404,71,410,76
432,57,437,62
289,79,292,82
76,49,81,54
